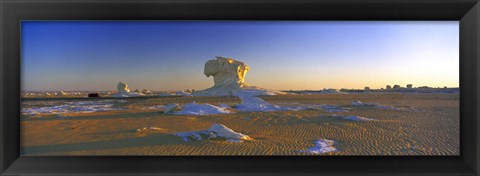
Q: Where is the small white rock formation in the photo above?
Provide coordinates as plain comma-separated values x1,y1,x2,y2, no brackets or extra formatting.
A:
316,88,347,94
352,100,377,107
332,114,376,121
175,124,252,142
142,89,153,95
234,91,281,112
163,103,179,114
176,90,192,96
193,56,279,96
208,124,251,140
341,115,376,121
352,100,364,106
158,92,177,97
173,102,231,115
297,139,337,154
136,126,163,132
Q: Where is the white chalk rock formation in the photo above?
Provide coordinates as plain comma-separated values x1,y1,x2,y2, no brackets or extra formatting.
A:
234,91,281,112
297,139,337,154
193,56,279,96
352,100,365,106
173,102,231,115
142,89,153,95
176,90,192,96
112,82,143,97
351,100,376,107
208,124,251,140
175,124,252,142
164,103,179,114
117,82,130,93
204,56,249,88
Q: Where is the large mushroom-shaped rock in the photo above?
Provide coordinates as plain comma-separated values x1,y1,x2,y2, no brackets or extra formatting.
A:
117,82,130,93
204,56,249,89
194,56,279,96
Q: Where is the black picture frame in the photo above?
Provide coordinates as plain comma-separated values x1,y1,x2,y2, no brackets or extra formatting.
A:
1,0,479,175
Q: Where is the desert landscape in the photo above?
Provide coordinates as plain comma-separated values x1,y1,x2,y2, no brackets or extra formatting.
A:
21,21,459,156
20,57,460,156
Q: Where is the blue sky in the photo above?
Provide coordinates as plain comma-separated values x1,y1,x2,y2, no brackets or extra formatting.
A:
21,21,459,91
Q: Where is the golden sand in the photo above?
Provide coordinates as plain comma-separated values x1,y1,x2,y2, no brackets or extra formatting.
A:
21,94,459,156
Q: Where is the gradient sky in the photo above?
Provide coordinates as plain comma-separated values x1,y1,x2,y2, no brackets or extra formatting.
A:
21,21,459,91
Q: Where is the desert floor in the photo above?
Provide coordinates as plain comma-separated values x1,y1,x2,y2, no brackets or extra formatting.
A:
21,94,459,156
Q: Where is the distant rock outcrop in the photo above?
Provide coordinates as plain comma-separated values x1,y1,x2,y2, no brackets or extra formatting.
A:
320,88,347,94
112,82,143,97
117,82,130,93
142,89,152,95
193,56,278,96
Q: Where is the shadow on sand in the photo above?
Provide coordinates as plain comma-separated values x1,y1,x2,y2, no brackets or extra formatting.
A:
22,133,186,155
